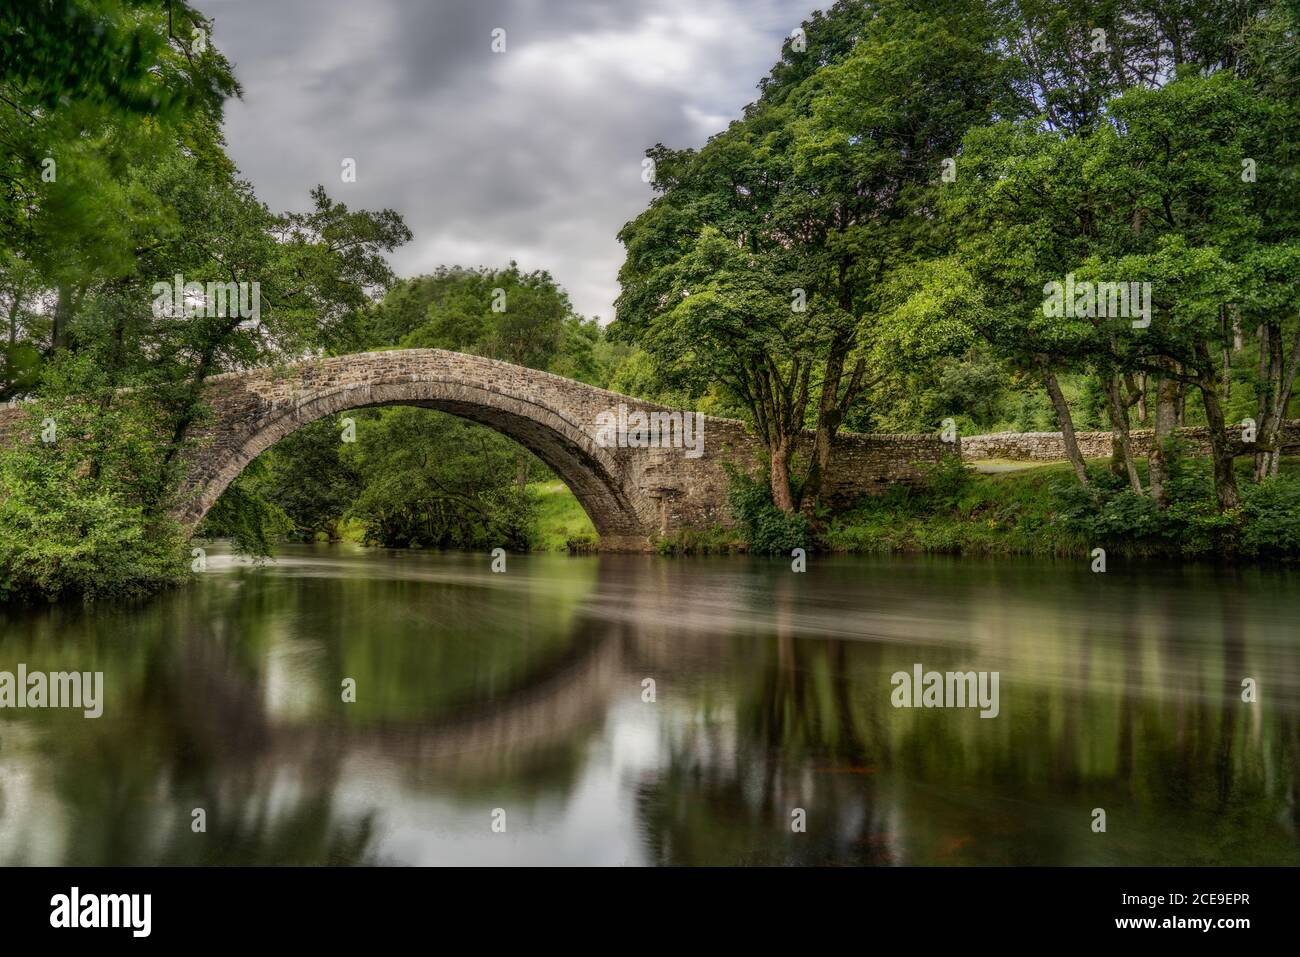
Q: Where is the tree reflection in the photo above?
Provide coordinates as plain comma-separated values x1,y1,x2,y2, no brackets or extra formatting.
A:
1,550,1296,865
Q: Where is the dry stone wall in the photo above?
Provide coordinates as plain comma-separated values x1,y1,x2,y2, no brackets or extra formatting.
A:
961,422,1300,463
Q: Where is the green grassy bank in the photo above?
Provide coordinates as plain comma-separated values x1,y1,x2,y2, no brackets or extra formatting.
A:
529,480,598,552
326,461,1300,561
644,455,1300,560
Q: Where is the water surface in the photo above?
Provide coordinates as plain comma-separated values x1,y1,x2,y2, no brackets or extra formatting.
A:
1,545,1297,865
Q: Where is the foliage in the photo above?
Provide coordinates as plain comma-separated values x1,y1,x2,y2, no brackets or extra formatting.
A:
339,408,538,551
0,0,411,598
726,466,812,556
8,0,1300,601
613,0,1014,511
213,417,362,542
1240,476,1300,556
368,264,591,371
0,444,186,601
822,454,1300,560
0,361,188,600
197,456,295,555
653,526,745,556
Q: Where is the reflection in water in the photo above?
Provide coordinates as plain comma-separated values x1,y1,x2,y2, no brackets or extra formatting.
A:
0,545,1296,865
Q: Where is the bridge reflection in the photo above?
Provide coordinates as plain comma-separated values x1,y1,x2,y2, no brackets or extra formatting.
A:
1,551,1296,865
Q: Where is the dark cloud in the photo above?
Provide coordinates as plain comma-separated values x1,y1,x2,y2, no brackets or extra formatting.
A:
209,0,817,320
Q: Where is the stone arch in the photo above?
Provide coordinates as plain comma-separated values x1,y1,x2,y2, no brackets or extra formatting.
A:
0,349,954,550
177,372,651,549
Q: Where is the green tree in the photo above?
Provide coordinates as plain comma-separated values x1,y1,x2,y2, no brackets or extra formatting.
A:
0,1,411,596
382,263,573,370
342,408,537,550
614,0,1011,513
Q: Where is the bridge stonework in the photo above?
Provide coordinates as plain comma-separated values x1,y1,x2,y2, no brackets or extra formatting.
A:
0,349,950,550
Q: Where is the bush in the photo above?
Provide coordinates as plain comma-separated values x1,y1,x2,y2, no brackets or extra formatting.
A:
726,468,812,555
1240,477,1300,557
0,370,191,602
0,441,187,602
197,463,295,557
342,408,540,550
654,526,744,555
565,533,599,554
1055,458,1247,556
918,455,975,511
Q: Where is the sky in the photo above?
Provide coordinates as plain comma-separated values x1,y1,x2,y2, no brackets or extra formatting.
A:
207,0,824,322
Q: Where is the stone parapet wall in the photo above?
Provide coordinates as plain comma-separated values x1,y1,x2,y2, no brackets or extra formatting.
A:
817,432,954,507
960,430,1112,461
961,421,1300,462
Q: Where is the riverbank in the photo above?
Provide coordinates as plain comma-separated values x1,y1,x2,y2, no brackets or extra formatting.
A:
648,455,1300,560
824,456,1300,559
9,457,1296,607
822,460,1094,557
530,480,598,552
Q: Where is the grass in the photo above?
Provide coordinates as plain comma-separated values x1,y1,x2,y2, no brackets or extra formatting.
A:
965,458,1057,471
654,525,747,555
527,463,1092,557
824,460,1091,556
525,456,1300,560
529,480,597,552
824,455,1300,559
527,459,1110,558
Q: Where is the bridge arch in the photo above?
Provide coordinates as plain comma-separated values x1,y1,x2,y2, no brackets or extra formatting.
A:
0,349,949,550
176,351,655,549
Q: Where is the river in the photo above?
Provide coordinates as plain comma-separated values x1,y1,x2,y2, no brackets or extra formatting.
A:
1,544,1297,865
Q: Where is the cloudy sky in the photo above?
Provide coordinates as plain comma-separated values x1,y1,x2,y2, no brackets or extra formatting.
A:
207,0,823,322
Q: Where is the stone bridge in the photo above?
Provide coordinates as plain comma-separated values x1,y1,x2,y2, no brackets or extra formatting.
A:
0,349,949,550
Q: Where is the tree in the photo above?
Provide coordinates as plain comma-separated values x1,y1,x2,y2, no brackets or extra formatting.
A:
0,1,411,595
378,264,574,370
1085,72,1271,511
614,0,1011,513
342,408,537,550
889,2,1294,514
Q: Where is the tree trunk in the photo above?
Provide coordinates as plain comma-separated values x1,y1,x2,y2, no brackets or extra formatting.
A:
1254,323,1273,482
1174,365,1186,426
1105,374,1142,494
1269,325,1284,476
51,284,74,352
1256,317,1300,481
1195,344,1240,512
798,344,845,513
750,356,809,514
5,292,18,347
1037,355,1091,491
800,347,864,515
1149,370,1180,508
770,439,795,512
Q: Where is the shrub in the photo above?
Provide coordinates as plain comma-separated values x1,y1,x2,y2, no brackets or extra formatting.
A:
918,455,975,511
1240,478,1300,557
0,441,187,602
654,526,744,555
565,533,599,554
726,468,812,555
0,369,191,602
